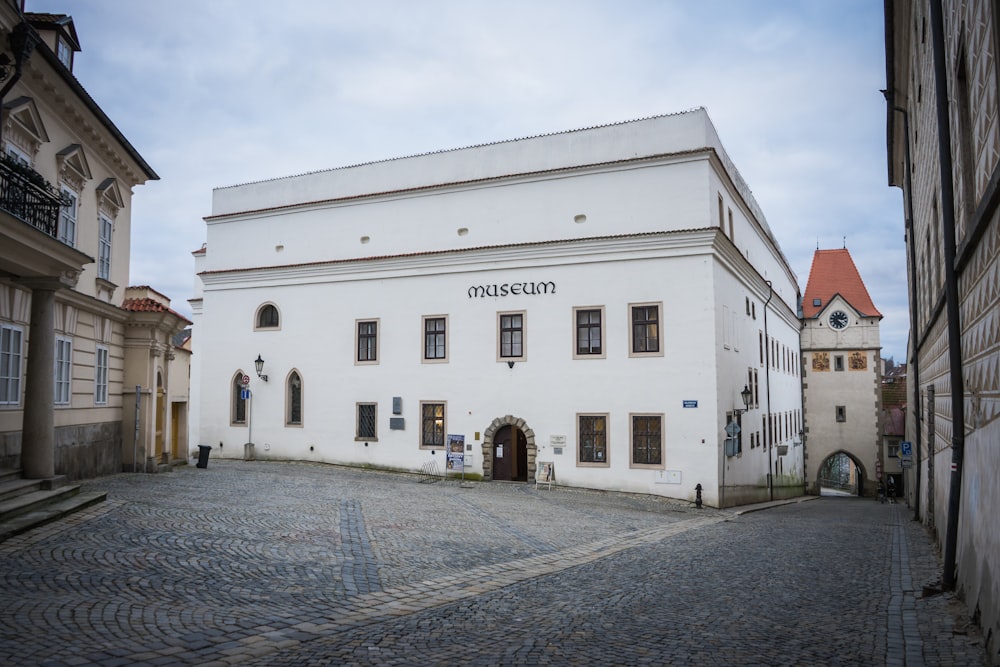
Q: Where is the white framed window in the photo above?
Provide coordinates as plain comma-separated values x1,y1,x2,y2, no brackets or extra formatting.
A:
54,337,72,405
59,186,78,246
5,143,31,166
422,315,448,363
94,345,109,405
56,37,73,69
356,319,379,364
628,302,663,357
573,306,605,359
419,401,446,449
356,402,377,441
0,324,23,405
577,413,610,467
630,413,664,469
497,311,526,362
98,215,113,281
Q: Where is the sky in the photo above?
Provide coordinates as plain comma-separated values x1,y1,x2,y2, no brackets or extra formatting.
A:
35,0,907,361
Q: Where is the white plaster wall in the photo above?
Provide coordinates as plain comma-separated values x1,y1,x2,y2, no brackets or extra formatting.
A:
204,160,712,271
198,244,727,501
211,110,723,217
195,110,802,505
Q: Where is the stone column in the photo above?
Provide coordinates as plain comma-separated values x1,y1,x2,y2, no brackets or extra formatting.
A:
21,286,56,479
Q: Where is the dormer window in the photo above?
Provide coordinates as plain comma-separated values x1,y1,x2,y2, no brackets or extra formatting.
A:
56,37,73,70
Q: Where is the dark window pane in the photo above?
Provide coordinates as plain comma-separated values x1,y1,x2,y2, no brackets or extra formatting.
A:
632,415,662,465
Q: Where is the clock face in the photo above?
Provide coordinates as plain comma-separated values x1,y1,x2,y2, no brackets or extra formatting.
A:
829,310,849,330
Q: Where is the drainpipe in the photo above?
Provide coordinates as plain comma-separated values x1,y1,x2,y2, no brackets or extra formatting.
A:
928,0,966,591
763,280,774,501
888,102,923,522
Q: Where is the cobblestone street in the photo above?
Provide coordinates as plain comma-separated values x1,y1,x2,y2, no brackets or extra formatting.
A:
0,461,986,666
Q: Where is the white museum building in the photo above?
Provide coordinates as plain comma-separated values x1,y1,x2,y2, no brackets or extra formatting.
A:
189,108,805,507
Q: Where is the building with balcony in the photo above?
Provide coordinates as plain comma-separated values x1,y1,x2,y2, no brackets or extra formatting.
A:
0,3,187,480
191,108,806,507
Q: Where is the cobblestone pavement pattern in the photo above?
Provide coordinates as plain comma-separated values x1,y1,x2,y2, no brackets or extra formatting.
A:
0,461,987,666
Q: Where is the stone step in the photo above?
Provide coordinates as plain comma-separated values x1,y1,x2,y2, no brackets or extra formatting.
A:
0,490,107,542
0,468,22,484
0,477,44,502
0,484,80,519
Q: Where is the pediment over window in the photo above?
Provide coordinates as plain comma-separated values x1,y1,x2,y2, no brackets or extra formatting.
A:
2,97,49,157
57,144,92,191
96,177,124,218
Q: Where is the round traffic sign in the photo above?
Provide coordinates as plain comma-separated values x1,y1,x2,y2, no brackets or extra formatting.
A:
242,374,251,386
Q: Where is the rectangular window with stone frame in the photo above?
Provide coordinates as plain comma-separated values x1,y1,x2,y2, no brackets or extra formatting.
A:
356,319,379,364
357,402,377,441
498,311,525,361
630,414,663,468
629,303,662,356
574,306,605,358
578,414,609,466
423,316,447,362
420,401,445,449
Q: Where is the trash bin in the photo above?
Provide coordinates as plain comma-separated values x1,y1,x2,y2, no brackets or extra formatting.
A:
196,444,211,469
243,443,254,461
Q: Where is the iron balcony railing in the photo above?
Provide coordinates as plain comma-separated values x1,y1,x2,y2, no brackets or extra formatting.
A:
0,155,64,238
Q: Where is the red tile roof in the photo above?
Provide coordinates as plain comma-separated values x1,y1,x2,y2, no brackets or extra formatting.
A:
121,298,192,324
802,249,881,318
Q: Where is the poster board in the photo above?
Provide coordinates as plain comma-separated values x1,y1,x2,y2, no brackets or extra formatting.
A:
535,461,554,490
446,434,465,472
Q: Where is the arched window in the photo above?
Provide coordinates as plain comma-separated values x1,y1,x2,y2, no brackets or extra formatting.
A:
255,303,280,330
286,371,302,426
232,372,247,425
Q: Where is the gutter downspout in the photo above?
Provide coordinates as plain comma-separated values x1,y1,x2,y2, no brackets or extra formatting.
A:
890,102,923,521
763,280,774,501
929,0,966,591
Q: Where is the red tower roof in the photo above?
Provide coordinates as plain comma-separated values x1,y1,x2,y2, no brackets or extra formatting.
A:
802,248,881,318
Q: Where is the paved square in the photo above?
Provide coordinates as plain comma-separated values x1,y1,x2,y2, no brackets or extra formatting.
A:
0,461,986,666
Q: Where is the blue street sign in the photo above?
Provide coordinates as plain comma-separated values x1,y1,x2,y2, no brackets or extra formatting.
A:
241,389,251,400
900,441,912,457
683,400,698,408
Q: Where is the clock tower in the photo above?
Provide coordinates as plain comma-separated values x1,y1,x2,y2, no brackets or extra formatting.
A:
800,248,883,497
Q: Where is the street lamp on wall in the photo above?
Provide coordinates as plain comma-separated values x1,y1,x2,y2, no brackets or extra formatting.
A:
254,354,268,382
735,385,753,415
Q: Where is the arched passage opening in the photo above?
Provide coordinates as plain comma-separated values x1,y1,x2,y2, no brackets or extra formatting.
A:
482,415,536,482
817,451,868,497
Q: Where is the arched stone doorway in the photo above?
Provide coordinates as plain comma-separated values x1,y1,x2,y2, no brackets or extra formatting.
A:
482,415,536,482
816,450,868,497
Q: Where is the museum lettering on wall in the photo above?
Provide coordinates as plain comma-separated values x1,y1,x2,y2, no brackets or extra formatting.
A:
467,281,556,298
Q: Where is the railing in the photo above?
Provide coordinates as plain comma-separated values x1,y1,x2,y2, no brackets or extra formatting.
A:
0,156,64,239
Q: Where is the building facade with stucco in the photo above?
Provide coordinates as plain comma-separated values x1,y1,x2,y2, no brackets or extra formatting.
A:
886,0,1000,658
190,109,805,507
0,5,187,481
799,248,882,497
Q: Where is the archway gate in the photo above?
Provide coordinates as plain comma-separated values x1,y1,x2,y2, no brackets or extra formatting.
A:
481,415,537,482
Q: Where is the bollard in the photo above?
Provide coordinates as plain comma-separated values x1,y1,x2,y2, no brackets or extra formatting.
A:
695,483,703,509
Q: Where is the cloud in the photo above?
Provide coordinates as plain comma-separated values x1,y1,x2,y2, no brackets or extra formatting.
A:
39,0,908,358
